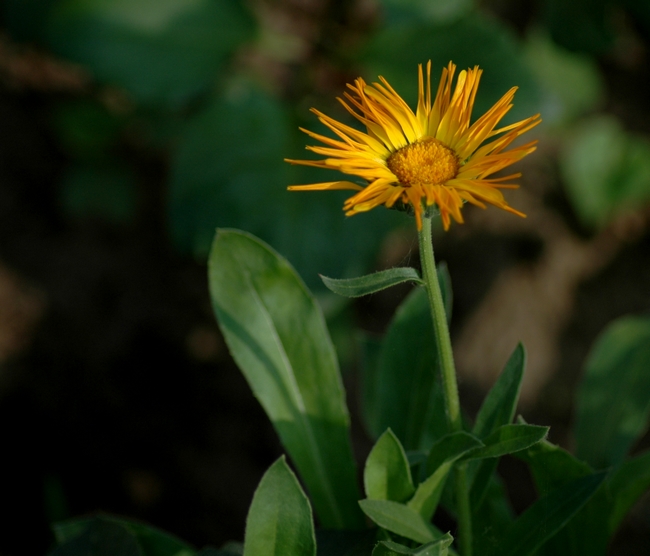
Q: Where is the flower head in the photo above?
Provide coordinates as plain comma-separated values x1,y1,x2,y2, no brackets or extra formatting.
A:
286,61,541,230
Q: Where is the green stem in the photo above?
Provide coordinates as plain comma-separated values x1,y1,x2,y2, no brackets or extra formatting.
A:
417,216,472,556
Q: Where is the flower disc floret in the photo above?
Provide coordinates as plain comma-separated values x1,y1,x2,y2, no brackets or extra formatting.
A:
387,138,459,189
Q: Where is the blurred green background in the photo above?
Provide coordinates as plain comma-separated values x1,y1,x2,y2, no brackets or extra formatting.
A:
0,0,649,554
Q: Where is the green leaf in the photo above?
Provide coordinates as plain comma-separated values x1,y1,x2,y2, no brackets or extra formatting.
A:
52,515,195,556
575,316,650,468
50,518,143,556
560,116,650,228
47,0,255,106
408,432,483,520
608,450,650,532
515,439,605,556
372,534,454,556
358,500,441,544
489,472,607,556
469,344,525,507
517,438,593,492
471,476,514,555
362,13,541,125
519,443,650,556
473,343,526,439
320,268,423,298
208,229,363,529
364,429,415,502
367,272,451,450
243,457,315,556
465,424,548,461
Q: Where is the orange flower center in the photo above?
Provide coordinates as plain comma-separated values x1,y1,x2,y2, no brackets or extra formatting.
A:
387,138,459,188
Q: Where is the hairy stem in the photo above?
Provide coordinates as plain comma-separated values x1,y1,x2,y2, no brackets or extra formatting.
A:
418,216,472,556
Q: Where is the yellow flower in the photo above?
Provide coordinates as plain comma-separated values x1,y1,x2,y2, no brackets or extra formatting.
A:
286,61,541,230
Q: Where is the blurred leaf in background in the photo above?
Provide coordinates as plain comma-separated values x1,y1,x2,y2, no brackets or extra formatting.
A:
543,0,614,54
46,0,255,107
169,82,290,258
560,115,650,228
59,164,137,224
524,31,604,127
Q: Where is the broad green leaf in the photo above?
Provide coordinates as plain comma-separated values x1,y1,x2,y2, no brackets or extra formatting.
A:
367,270,451,450
372,534,454,556
47,0,255,106
363,13,541,125
52,515,195,556
364,429,415,502
320,267,423,298
408,432,483,520
575,316,650,468
358,500,442,544
50,518,143,556
473,343,526,438
560,116,650,228
208,230,363,529
465,424,548,461
489,472,606,556
469,344,525,507
243,457,315,556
